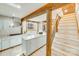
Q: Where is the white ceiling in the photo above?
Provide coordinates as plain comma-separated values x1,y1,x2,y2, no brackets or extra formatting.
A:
0,3,46,18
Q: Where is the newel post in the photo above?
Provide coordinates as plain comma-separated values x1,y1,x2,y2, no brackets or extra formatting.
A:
46,9,53,56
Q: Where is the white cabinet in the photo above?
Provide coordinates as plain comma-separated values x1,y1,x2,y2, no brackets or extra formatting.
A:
10,36,17,47
0,39,1,50
10,35,22,47
16,35,22,44
0,35,22,50
2,37,10,49
22,40,30,55
38,35,46,48
22,34,46,55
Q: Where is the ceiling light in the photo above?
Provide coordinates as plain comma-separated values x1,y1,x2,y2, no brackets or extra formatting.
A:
7,3,21,9
16,5,21,8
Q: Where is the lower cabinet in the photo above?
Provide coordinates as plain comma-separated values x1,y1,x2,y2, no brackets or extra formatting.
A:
0,35,22,50
22,35,46,55
2,37,10,49
10,35,22,47
0,39,1,50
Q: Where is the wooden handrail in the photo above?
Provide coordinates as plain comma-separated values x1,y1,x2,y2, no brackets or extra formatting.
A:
51,15,61,55
55,15,61,32
75,13,79,33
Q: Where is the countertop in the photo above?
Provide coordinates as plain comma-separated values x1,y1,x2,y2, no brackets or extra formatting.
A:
22,32,46,40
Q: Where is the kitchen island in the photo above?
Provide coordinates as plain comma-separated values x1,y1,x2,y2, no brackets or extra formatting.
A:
22,32,46,55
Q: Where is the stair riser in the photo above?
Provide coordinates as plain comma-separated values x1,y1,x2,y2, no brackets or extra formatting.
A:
53,44,79,55
59,21,76,23
59,23,76,26
59,26,77,28
59,28,77,30
61,18,76,20
54,38,79,47
53,47,75,56
54,42,79,50
55,33,79,37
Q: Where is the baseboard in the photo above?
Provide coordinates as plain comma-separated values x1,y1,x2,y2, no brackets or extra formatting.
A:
0,44,46,56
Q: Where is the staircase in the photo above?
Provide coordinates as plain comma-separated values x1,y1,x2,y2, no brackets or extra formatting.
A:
53,13,79,56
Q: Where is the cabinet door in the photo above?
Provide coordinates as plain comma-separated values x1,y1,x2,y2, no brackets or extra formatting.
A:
22,40,31,55
2,37,10,49
10,36,17,47
38,36,45,48
30,38,38,53
10,36,22,47
15,36,22,45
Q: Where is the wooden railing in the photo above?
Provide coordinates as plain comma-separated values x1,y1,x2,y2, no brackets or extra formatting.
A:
55,15,61,32
51,15,61,54
75,13,79,33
